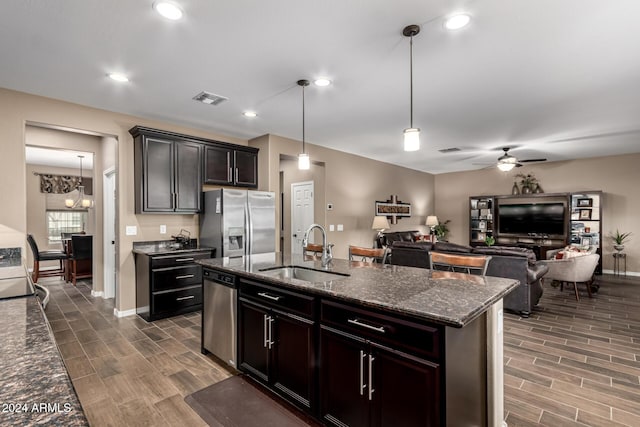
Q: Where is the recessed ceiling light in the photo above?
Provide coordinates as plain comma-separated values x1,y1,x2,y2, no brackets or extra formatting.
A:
444,14,471,30
108,73,129,82
153,1,183,20
243,111,257,118
314,78,331,87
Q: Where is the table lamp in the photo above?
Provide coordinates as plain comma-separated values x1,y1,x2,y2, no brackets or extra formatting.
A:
426,215,439,241
372,216,391,247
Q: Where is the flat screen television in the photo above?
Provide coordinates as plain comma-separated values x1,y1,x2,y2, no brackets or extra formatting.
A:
498,203,566,236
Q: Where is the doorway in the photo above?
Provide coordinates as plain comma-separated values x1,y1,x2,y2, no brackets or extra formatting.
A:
103,168,116,299
291,181,314,254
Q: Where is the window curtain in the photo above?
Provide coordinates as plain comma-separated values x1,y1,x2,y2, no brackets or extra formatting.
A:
39,174,93,195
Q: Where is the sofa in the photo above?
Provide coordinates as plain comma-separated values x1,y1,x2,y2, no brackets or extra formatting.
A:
377,230,422,248
389,241,549,317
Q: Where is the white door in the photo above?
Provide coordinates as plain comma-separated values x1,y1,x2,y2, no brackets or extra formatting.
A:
291,181,314,254
103,169,116,299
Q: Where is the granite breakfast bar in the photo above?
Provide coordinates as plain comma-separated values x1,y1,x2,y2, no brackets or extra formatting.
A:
198,253,518,427
0,295,87,426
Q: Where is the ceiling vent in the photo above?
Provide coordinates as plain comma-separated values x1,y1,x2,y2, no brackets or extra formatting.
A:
192,91,228,106
438,147,462,153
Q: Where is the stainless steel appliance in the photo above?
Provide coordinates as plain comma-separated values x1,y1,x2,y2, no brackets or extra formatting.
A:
202,268,237,368
200,189,276,258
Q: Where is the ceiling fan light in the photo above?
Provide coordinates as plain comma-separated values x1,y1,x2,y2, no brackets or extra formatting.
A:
497,162,516,172
298,153,310,170
403,128,420,151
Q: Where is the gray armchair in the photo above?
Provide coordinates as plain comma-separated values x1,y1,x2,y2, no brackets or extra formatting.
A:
541,253,600,300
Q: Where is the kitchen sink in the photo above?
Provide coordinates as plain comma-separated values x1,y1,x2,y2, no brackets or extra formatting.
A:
258,266,350,283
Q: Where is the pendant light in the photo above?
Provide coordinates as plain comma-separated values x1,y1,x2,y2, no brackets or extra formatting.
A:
297,79,311,170
403,24,421,152
65,155,93,209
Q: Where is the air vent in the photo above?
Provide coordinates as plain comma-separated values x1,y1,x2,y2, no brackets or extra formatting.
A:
192,91,228,106
438,147,462,153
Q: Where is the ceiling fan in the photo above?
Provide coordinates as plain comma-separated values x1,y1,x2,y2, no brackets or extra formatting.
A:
495,147,546,171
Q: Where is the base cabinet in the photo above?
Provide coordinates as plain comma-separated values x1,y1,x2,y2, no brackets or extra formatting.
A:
238,280,315,412
320,326,441,427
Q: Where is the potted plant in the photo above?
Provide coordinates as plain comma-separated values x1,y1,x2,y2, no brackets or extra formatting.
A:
434,219,451,241
514,173,538,194
611,229,632,252
485,235,495,247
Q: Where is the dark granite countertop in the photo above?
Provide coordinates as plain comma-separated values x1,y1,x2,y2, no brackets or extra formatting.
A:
0,295,87,426
132,239,214,256
197,253,518,328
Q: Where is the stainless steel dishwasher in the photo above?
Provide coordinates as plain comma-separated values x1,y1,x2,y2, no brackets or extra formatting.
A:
202,268,237,368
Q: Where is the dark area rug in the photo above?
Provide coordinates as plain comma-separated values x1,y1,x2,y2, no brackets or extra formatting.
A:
185,376,317,427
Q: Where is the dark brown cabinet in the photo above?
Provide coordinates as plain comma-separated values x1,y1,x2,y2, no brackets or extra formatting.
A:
320,300,442,427
131,127,203,213
238,279,315,412
134,250,212,321
204,144,258,188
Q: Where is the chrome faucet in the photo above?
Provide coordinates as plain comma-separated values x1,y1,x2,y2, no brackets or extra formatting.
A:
302,223,333,267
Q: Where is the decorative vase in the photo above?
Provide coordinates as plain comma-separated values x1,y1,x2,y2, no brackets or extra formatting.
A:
614,244,625,252
533,184,543,193
521,185,532,194
511,183,520,195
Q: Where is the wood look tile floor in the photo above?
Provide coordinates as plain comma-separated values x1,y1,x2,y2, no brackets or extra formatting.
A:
504,274,640,426
41,274,640,426
40,277,233,427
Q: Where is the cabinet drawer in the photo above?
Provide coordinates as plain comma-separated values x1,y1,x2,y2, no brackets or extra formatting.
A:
151,251,211,268
152,265,202,291
321,300,441,360
239,279,314,318
153,286,202,314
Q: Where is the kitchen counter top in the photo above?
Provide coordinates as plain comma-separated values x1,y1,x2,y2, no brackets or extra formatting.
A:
197,253,518,328
0,294,87,426
132,240,214,256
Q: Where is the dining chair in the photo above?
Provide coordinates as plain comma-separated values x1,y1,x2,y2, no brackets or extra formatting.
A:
27,234,68,283
348,245,388,264
303,243,324,258
429,251,491,276
69,235,93,286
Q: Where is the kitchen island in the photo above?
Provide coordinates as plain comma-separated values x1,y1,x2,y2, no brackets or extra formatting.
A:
198,253,518,427
0,284,87,426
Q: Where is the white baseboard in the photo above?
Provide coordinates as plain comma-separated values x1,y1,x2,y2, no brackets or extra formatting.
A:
113,307,137,318
601,269,640,277
91,290,103,297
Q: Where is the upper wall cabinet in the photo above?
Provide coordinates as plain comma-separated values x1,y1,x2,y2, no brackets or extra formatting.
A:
131,127,203,214
131,126,259,214
203,144,258,188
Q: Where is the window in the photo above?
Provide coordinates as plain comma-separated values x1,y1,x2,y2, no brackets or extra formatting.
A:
46,210,88,244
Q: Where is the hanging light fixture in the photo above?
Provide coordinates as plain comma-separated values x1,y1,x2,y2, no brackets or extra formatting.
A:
403,24,421,152
65,155,93,209
297,79,311,170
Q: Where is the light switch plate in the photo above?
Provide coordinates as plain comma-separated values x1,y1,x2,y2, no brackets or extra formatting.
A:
160,225,167,234
329,224,335,231
125,226,137,236
337,224,344,231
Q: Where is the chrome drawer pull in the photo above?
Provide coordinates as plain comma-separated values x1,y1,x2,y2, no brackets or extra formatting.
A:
359,350,367,396
175,258,195,262
258,292,281,302
368,355,375,401
176,295,195,301
348,318,385,333
175,274,195,279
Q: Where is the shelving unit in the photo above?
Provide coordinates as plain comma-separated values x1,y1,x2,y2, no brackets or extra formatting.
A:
469,197,494,246
570,191,603,273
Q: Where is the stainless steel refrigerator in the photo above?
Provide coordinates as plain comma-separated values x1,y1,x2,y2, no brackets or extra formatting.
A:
200,189,276,257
